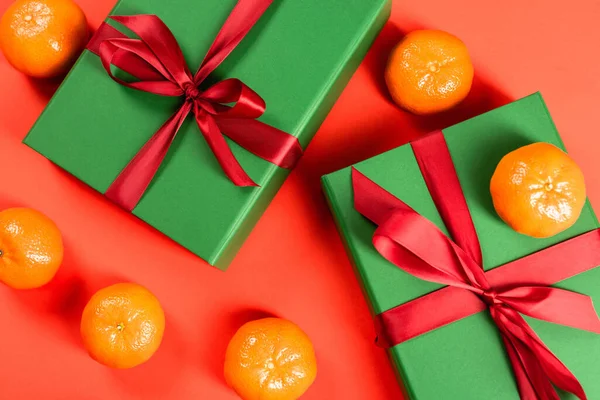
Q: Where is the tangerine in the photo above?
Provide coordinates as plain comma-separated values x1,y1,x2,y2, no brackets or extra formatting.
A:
385,29,474,115
490,142,586,238
80,283,165,369
224,318,317,400
0,207,63,289
0,0,88,78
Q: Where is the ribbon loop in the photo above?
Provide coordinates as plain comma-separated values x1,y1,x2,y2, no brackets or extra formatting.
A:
353,167,488,292
201,78,266,119
110,15,193,88
98,38,183,96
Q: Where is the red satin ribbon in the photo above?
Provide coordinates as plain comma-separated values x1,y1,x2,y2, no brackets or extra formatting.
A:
85,0,303,211
352,130,600,400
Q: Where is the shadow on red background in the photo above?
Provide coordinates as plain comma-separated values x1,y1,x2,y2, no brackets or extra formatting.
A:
111,310,186,399
25,76,61,102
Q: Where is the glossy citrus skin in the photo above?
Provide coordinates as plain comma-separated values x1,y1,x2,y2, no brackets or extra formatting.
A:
490,142,586,238
0,0,88,78
385,29,474,115
224,318,317,400
80,283,165,369
0,207,63,289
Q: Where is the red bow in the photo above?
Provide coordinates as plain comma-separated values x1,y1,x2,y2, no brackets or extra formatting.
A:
352,131,600,400
86,0,303,211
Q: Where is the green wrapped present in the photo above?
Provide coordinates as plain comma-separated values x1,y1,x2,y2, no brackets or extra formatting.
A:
24,0,390,270
322,93,600,399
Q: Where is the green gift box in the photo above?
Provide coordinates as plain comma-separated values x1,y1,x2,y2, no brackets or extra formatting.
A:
23,0,390,270
322,93,600,399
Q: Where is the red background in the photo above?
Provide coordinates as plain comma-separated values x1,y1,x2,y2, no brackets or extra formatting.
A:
1,0,599,399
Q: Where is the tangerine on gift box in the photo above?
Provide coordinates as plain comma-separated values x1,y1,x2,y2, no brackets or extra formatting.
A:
322,93,600,399
22,0,390,270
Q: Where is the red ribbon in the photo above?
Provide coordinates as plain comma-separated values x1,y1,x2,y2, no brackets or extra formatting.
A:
86,0,303,211
352,130,600,400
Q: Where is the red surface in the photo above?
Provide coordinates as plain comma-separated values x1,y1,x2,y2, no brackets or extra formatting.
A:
1,0,599,399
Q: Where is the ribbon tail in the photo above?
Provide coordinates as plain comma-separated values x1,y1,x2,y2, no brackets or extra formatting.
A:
216,117,303,169
202,78,266,118
195,110,257,187
498,328,557,400
105,102,192,211
493,307,587,400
